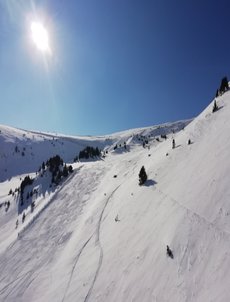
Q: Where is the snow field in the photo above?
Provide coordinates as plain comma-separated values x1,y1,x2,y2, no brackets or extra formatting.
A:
0,93,230,301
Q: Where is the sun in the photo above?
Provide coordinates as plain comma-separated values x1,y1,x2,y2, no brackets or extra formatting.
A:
31,21,50,53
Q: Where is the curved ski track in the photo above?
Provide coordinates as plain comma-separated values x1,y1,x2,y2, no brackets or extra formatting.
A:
84,185,121,302
61,185,121,302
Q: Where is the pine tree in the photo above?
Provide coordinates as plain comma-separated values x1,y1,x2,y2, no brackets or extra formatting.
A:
219,76,229,94
22,212,25,223
166,245,174,259
63,164,68,177
95,147,100,156
56,170,63,182
212,99,218,113
139,166,147,185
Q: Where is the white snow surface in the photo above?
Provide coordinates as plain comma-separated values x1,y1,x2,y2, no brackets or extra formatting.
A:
0,93,229,302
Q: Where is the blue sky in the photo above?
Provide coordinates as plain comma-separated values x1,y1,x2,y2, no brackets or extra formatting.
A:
0,0,229,135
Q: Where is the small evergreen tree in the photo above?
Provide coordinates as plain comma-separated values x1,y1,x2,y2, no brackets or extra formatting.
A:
139,166,147,185
95,147,100,156
56,170,62,183
22,212,25,223
31,202,35,213
219,76,229,94
166,245,174,259
212,99,218,113
63,164,68,177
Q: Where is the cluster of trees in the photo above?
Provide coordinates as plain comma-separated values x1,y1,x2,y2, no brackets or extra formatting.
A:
213,76,229,113
74,146,100,161
134,132,169,147
46,155,63,173
18,155,73,209
0,201,10,212
14,145,26,156
142,140,149,148
137,135,149,147
8,187,19,196
161,134,167,140
135,134,151,141
44,155,73,185
20,176,34,197
114,142,127,150
216,76,229,97
20,175,34,202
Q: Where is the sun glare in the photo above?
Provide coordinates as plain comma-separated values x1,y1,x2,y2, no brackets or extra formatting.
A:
31,21,50,53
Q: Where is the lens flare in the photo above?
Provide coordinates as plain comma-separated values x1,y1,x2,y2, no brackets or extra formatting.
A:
31,21,50,53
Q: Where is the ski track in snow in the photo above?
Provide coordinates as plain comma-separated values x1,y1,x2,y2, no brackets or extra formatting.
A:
0,163,107,302
0,268,43,300
0,243,56,301
83,185,121,302
61,184,121,302
61,234,94,302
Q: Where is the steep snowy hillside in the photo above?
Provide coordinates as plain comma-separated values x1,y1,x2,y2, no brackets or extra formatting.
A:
1,90,230,302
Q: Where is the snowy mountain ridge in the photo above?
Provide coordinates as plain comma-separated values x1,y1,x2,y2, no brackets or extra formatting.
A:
0,92,230,301
0,120,190,182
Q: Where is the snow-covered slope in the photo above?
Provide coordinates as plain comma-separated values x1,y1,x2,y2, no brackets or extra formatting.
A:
0,92,229,302
0,121,189,182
